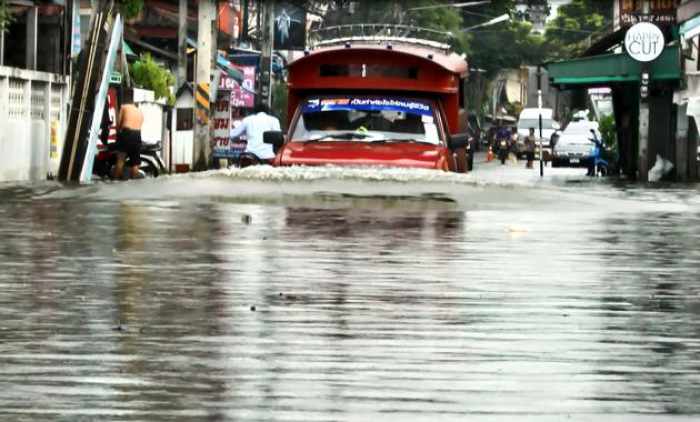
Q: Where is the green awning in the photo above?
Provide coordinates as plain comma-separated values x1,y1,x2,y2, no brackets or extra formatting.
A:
547,44,681,87
123,41,136,57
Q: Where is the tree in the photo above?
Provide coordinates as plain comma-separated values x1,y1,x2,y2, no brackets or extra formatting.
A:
130,54,176,105
0,0,14,34
120,0,144,20
544,0,612,59
318,0,469,54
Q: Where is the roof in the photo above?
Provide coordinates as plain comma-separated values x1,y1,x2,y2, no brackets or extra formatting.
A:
289,43,468,75
175,82,193,98
547,44,681,87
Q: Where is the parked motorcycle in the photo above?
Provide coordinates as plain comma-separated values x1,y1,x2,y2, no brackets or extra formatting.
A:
587,129,608,177
93,142,167,179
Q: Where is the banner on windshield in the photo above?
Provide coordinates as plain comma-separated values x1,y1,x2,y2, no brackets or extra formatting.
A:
303,97,433,116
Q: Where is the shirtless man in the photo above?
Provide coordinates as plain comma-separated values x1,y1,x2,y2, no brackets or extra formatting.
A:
114,89,144,179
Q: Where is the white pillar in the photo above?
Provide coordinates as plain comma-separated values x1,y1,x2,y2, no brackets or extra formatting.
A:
193,0,214,171
638,102,650,181
676,103,689,181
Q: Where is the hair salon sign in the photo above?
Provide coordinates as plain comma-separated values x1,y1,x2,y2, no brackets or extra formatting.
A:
625,22,665,62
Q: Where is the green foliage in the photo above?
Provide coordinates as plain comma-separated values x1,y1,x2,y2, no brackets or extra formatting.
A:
0,0,14,33
119,0,144,19
320,0,469,54
130,54,176,105
272,80,288,130
404,0,469,53
598,113,616,150
598,113,617,165
544,0,612,60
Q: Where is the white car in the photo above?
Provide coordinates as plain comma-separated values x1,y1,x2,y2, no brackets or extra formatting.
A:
515,108,560,160
551,121,601,168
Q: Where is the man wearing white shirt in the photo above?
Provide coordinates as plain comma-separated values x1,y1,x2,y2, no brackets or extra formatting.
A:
230,103,281,163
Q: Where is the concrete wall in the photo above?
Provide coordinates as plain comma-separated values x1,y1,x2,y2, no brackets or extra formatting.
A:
0,66,69,182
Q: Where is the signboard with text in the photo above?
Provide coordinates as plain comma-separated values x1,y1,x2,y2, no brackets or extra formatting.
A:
211,80,248,159
618,0,680,27
624,22,665,62
219,67,256,108
212,91,234,158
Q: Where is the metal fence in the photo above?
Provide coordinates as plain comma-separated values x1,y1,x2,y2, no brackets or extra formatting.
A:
0,66,69,182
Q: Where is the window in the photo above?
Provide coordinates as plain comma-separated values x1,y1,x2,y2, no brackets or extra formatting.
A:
320,64,418,79
292,96,441,144
176,108,193,131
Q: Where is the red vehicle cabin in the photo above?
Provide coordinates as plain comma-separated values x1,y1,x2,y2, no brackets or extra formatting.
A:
266,41,470,172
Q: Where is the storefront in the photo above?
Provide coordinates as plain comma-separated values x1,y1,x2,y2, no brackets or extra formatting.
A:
547,40,684,181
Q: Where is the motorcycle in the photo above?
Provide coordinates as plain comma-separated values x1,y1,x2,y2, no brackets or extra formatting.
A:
494,129,513,165
93,142,167,180
586,129,608,177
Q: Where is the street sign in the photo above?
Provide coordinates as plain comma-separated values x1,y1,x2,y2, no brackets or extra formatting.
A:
109,71,122,84
624,22,665,63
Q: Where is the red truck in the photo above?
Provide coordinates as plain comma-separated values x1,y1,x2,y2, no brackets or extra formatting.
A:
264,38,470,172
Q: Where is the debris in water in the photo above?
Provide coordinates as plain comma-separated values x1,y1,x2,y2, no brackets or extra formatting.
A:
507,225,528,233
250,305,256,311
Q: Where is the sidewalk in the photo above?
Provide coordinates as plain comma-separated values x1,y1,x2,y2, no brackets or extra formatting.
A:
469,152,590,185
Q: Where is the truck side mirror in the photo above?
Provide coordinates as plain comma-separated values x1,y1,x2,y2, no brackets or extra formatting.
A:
263,130,285,153
448,133,469,151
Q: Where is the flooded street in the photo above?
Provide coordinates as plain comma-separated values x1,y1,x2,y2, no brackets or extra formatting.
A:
2,160,700,421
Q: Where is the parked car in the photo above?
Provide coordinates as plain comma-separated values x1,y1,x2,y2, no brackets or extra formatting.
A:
551,120,602,168
515,108,560,160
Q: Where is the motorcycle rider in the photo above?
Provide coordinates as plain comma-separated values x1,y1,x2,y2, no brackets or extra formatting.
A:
495,122,512,165
229,102,281,165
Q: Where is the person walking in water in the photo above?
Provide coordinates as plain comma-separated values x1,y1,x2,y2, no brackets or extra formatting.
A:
524,127,536,169
114,89,144,179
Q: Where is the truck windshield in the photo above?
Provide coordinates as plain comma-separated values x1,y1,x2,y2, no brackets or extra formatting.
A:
292,96,441,144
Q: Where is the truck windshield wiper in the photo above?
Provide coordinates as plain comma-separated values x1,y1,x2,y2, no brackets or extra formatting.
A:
306,132,372,142
370,139,435,145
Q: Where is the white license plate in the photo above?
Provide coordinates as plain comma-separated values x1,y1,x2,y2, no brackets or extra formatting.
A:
570,158,580,164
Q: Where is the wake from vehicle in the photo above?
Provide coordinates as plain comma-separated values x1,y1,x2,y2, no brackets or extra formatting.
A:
33,164,695,215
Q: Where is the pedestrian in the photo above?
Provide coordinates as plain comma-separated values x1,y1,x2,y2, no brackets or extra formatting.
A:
524,127,536,169
113,89,144,179
230,102,281,165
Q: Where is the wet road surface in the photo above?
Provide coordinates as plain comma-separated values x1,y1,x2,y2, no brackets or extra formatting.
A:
1,159,700,421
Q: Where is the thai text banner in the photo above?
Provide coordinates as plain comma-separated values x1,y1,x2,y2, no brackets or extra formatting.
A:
304,97,433,116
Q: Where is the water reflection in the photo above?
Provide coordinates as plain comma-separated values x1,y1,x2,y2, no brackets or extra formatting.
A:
0,180,700,420
592,213,700,415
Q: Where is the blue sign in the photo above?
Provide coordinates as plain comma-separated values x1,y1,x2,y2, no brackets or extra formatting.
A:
303,97,433,116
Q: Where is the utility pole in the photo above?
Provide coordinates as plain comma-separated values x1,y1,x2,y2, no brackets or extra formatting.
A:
259,0,275,108
177,0,187,87
193,0,214,171
240,0,249,44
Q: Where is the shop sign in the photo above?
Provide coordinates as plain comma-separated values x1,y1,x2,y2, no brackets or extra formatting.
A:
624,22,665,63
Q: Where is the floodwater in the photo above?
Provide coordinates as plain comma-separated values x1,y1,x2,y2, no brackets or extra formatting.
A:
1,162,700,421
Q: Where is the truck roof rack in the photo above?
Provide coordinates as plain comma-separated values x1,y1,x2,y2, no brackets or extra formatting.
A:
309,24,455,53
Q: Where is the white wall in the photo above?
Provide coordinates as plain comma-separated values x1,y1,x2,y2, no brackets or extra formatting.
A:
138,101,165,145
171,91,194,168
0,67,68,182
